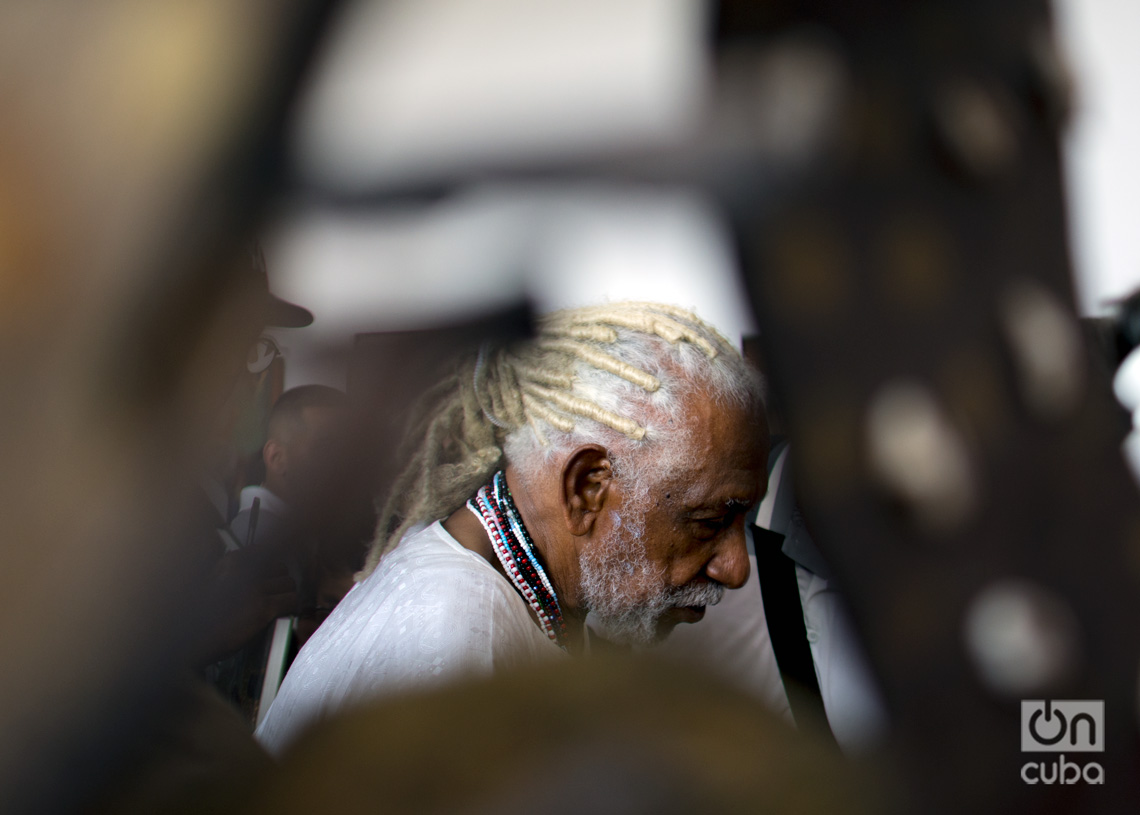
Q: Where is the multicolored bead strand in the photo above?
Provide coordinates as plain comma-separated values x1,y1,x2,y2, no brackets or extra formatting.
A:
468,470,568,649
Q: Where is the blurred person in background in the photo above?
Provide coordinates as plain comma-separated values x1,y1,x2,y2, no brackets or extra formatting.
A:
214,385,370,726
194,248,315,666
211,386,340,716
96,247,317,811
255,302,769,754
231,384,358,629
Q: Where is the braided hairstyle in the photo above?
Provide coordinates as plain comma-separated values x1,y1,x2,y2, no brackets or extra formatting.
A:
359,301,763,578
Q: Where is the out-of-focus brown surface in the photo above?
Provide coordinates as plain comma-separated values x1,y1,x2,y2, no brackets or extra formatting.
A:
250,654,891,815
0,3,327,810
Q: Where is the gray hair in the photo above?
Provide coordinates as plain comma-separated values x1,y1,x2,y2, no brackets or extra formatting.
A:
359,301,764,579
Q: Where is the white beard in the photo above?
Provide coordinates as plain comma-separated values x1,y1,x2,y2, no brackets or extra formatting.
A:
578,510,725,647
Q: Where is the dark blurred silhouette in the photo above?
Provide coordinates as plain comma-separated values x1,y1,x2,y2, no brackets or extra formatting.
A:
231,385,356,617
212,385,374,726
246,654,886,815
94,247,319,812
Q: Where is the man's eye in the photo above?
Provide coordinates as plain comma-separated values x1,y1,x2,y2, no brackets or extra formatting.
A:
692,517,729,535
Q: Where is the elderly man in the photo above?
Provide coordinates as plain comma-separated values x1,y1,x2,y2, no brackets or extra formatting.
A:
256,302,768,753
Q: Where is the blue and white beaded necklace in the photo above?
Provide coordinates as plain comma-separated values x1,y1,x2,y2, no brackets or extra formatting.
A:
468,471,568,650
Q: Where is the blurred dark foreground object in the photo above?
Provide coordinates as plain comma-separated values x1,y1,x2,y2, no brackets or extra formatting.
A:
723,1,1140,813
0,2,340,811
91,677,274,815
245,654,891,815
1082,288,1140,373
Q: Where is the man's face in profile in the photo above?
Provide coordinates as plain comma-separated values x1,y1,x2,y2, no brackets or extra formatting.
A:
580,397,768,646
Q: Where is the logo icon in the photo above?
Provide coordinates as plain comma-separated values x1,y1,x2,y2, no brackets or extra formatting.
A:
1021,700,1103,753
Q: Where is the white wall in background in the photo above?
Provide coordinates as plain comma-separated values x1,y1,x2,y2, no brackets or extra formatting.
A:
1057,0,1140,314
265,0,1140,392
293,0,706,190
265,184,755,393
529,189,755,345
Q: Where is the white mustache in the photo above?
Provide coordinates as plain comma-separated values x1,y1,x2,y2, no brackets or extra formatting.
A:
667,580,725,609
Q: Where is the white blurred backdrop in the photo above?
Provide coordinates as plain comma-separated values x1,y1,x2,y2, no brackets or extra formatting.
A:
264,0,1140,390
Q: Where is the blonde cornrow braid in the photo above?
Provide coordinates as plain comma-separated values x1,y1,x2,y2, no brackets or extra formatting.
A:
509,358,574,390
545,324,619,343
359,301,744,578
545,302,722,359
536,338,661,392
521,382,647,441
520,393,576,433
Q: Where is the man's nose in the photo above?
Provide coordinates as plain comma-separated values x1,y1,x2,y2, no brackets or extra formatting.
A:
705,523,751,589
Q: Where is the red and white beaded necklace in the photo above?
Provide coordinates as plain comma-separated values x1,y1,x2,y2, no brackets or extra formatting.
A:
468,471,568,650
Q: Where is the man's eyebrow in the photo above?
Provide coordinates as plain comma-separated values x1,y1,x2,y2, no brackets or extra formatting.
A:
685,498,755,514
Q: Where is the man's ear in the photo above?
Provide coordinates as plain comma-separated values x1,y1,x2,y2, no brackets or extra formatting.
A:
562,445,613,536
263,438,286,479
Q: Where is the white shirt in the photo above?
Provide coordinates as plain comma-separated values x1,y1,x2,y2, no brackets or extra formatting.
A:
656,546,793,721
229,485,291,549
236,484,290,517
796,565,888,751
255,521,563,754
656,446,888,752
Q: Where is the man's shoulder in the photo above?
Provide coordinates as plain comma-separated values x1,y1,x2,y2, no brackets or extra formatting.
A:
354,522,518,612
257,524,551,754
380,522,491,575
288,523,532,684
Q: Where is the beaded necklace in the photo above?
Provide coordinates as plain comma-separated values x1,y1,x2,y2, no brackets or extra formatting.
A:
468,470,568,650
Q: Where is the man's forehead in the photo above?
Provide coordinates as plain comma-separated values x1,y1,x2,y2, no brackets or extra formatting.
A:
663,401,768,504
682,400,767,455
672,472,764,508
666,432,767,503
